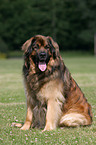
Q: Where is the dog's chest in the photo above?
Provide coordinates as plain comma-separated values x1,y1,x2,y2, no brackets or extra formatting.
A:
37,79,64,104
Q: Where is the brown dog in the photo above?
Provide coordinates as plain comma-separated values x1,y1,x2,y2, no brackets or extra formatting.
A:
13,35,92,131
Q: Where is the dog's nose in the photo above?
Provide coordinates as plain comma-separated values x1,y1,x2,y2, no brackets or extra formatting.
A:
39,52,46,60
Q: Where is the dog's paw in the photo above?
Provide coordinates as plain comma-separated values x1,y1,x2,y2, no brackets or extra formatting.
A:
20,123,30,130
42,124,56,132
12,122,22,128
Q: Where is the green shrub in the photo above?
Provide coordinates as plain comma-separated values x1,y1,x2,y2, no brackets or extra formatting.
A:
0,53,7,59
0,38,8,53
8,51,23,58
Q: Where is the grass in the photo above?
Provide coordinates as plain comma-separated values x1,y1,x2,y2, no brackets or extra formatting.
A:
0,54,96,145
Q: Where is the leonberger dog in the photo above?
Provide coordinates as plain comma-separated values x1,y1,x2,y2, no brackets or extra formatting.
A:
13,35,92,131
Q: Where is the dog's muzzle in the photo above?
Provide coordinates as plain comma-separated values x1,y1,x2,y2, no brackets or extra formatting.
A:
38,52,47,61
38,51,47,72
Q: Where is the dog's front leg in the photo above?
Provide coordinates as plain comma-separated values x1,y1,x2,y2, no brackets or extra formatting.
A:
12,100,33,130
20,102,33,130
43,98,62,131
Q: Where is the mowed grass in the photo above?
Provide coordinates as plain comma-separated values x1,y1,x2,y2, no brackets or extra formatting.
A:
0,55,96,145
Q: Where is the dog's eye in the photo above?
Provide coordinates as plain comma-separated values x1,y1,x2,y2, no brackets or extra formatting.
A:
45,45,50,50
33,44,39,50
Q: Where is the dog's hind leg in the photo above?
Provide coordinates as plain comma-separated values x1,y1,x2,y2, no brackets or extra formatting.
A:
12,122,22,128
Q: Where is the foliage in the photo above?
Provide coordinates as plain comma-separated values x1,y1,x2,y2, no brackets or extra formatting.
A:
8,51,23,58
0,0,96,52
0,38,8,53
0,53,7,58
0,38,8,58
0,56,96,144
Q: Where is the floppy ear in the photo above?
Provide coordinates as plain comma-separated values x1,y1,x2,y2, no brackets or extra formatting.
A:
22,37,35,52
47,36,59,59
22,37,36,59
22,37,36,52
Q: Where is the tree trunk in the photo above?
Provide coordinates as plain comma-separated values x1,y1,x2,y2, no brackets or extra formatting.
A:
94,34,96,56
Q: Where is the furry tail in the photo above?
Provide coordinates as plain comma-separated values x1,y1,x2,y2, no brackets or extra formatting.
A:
59,113,91,127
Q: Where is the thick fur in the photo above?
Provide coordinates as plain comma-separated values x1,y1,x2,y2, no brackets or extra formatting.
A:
13,35,92,131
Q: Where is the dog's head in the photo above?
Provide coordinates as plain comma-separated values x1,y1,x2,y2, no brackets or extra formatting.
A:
22,35,59,72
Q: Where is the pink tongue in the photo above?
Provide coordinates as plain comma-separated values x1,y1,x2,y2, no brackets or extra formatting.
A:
38,62,47,71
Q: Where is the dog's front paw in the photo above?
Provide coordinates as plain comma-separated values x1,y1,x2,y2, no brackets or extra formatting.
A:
20,122,31,130
42,123,56,132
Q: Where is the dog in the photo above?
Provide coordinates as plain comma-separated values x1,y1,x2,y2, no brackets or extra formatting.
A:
13,35,92,131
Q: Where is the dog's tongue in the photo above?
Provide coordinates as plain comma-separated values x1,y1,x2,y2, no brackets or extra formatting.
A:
38,62,47,72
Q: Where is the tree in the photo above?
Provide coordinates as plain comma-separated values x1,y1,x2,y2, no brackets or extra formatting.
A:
0,0,96,52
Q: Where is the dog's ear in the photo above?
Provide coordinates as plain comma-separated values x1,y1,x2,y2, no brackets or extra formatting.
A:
22,37,36,59
22,37,36,52
22,38,32,52
47,36,59,59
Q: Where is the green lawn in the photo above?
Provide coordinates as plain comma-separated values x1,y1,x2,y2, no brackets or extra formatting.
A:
0,55,96,145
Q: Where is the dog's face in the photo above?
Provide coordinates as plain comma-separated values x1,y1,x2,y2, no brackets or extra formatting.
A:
22,35,59,72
